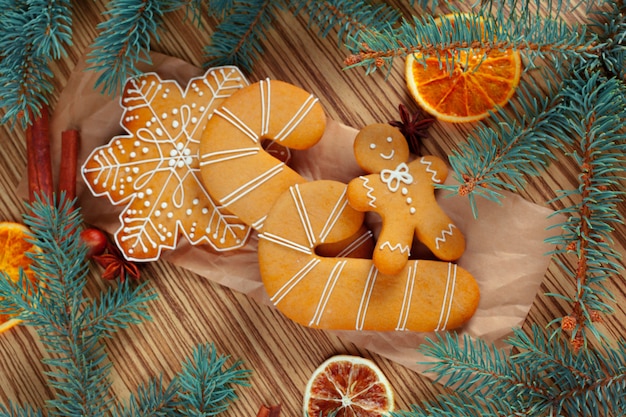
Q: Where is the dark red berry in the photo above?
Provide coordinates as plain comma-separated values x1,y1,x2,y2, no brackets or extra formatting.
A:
80,227,108,258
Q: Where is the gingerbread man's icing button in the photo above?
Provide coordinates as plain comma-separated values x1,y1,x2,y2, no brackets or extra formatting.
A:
347,123,466,275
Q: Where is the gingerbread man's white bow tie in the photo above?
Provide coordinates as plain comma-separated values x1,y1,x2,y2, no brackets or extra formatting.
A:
380,162,414,192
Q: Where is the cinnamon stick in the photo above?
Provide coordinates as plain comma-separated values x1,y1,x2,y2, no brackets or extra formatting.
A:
58,129,80,203
26,106,53,203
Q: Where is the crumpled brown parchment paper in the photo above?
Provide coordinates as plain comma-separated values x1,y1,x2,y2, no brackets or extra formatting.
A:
26,52,560,377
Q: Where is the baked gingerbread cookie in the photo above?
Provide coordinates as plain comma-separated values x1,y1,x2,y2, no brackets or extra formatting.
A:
198,78,375,257
199,78,327,231
82,67,252,261
258,180,479,332
347,123,466,275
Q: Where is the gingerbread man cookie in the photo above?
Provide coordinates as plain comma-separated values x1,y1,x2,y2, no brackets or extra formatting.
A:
258,180,479,332
347,124,466,275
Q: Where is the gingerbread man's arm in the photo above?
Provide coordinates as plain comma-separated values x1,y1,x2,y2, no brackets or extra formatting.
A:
410,156,466,261
416,155,448,185
347,174,380,211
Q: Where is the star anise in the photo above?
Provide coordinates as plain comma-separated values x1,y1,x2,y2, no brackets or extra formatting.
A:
93,241,140,282
389,103,435,156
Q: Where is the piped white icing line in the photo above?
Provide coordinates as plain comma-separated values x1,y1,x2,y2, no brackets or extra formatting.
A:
291,184,316,248
81,67,251,261
319,188,349,243
335,229,373,258
356,265,378,330
419,157,442,183
360,176,377,208
259,231,312,255
380,162,413,192
213,107,259,142
396,262,418,331
260,78,271,136
309,260,347,327
435,263,458,331
379,241,411,255
276,94,319,141
219,163,284,206
199,147,259,166
270,258,321,305
380,149,395,160
435,223,457,250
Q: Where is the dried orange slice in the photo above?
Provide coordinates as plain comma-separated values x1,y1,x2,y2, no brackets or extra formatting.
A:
0,221,39,334
303,355,394,417
405,14,522,123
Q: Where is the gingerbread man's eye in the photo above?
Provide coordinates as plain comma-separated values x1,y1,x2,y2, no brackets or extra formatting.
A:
369,143,377,150
386,136,393,143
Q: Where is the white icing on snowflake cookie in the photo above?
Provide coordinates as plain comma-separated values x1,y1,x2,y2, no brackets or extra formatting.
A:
82,67,252,261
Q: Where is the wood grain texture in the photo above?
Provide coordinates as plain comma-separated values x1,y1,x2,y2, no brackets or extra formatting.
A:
0,1,624,416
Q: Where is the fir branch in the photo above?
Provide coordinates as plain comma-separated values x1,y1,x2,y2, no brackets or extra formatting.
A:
79,279,156,339
588,1,626,80
0,2,55,128
406,325,626,416
0,402,43,417
25,0,73,60
87,0,190,95
0,194,154,416
545,68,626,347
343,10,598,74
204,0,286,72
0,194,250,415
175,343,251,416
19,195,113,417
115,344,251,417
114,376,181,417
439,67,571,216
301,0,401,45
205,0,236,17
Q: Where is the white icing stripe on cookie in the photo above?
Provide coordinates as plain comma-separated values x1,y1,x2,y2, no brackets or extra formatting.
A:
260,79,271,137
199,147,259,166
275,94,319,142
379,241,411,255
419,157,442,183
270,258,321,305
309,260,347,327
214,107,259,143
259,231,312,255
251,216,267,231
356,265,378,330
290,184,316,248
360,176,377,208
319,188,349,243
435,263,458,331
123,79,161,112
220,163,284,206
435,223,457,250
335,229,373,258
396,263,417,331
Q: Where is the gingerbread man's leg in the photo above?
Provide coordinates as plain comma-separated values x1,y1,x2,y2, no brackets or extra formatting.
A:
374,219,415,275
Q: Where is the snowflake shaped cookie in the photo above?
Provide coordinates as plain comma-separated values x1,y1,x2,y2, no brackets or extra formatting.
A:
82,67,252,261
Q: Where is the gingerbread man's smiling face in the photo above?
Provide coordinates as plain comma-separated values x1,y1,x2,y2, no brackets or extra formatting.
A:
353,124,410,173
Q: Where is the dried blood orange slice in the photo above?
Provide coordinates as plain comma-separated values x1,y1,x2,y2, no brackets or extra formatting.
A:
303,355,394,417
405,14,522,123
0,221,39,334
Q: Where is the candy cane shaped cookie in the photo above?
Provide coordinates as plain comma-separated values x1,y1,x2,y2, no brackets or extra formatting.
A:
258,180,480,332
199,79,326,231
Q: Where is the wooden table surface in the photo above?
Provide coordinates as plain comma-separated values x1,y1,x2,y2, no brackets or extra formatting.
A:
1,1,624,416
